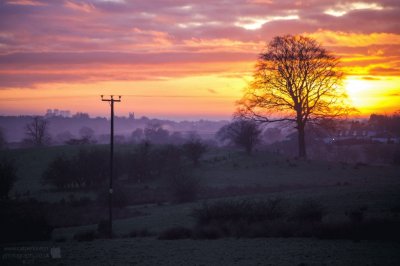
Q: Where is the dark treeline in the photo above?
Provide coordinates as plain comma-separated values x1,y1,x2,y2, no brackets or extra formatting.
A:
43,140,206,199
0,112,228,145
0,138,207,243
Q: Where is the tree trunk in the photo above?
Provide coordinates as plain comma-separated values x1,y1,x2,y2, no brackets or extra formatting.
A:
297,124,307,158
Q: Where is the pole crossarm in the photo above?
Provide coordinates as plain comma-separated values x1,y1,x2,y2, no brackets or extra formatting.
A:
101,95,122,102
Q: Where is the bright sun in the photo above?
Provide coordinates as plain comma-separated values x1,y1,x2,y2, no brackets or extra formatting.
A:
344,76,400,115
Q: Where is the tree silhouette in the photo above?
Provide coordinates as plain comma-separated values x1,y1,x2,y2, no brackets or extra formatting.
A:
144,123,169,144
0,157,17,199
0,127,5,149
217,119,261,155
238,35,353,158
183,138,207,166
79,126,96,144
25,116,50,146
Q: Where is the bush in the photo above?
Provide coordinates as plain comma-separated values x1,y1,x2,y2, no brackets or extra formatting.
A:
192,198,327,238
168,172,200,203
192,225,223,239
158,226,192,240
73,230,97,242
192,199,289,238
128,228,153,238
68,195,92,207
0,200,53,243
393,148,400,165
193,199,285,226
290,199,325,223
43,148,108,190
96,185,129,208
42,155,72,189
190,198,400,240
0,157,17,199
346,206,367,223
182,139,207,166
127,141,154,182
315,219,400,241
97,219,110,237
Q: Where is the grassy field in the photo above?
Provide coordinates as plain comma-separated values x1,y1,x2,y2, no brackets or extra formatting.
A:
4,238,398,266
2,144,400,265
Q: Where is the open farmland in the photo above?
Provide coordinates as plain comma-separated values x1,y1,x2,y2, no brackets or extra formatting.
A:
2,144,400,265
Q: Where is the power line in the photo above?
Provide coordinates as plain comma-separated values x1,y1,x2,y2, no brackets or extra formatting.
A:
1,94,238,101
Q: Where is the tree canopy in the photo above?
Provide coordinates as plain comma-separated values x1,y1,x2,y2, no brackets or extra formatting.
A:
238,35,353,157
217,119,261,155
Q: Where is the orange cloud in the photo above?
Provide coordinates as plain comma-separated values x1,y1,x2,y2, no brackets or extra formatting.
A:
6,0,46,6
307,30,400,47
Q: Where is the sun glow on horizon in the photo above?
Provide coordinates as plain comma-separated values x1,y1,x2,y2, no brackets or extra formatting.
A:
345,76,400,115
0,1,399,120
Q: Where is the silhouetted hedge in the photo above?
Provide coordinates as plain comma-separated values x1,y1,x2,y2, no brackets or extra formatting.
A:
158,226,192,240
73,230,97,242
186,199,400,240
0,199,53,243
43,148,108,189
0,157,17,199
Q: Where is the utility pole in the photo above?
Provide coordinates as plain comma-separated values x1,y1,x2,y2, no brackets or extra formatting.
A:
101,95,121,238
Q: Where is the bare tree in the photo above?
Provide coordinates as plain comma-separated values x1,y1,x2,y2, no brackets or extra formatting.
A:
79,126,96,144
0,127,5,149
183,138,207,166
216,119,261,155
25,116,50,146
0,157,17,199
238,35,353,158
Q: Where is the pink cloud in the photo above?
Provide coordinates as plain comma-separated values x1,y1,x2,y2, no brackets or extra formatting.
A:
0,0,399,89
64,1,95,13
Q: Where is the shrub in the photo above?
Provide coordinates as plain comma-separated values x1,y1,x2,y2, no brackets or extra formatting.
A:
182,139,207,166
43,149,108,190
73,230,97,242
346,206,367,223
193,199,285,226
158,226,192,240
74,149,108,187
97,219,110,237
69,196,92,207
168,172,200,203
192,225,223,239
393,148,400,165
290,199,325,223
190,198,400,240
0,157,17,199
54,236,67,242
42,155,75,189
127,141,154,182
0,200,53,243
128,228,153,238
97,185,129,208
315,219,400,241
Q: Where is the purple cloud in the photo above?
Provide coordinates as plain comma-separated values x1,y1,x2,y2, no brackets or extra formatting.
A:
0,0,399,88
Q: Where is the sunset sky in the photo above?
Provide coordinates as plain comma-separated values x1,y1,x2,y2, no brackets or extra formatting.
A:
0,0,399,120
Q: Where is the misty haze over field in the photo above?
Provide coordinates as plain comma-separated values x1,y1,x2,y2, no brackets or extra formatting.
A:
0,110,229,144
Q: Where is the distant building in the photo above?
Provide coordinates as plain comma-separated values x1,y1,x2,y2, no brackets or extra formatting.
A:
45,109,71,118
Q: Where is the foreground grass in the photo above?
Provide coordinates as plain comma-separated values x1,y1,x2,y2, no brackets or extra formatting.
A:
3,145,400,265
6,145,400,202
3,238,400,266
53,181,400,240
